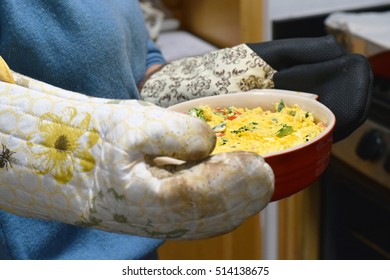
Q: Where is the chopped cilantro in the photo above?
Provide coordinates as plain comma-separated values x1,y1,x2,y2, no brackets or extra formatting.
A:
212,122,226,132
289,111,296,116
188,107,206,120
276,124,294,137
232,126,249,134
277,100,285,112
232,122,258,134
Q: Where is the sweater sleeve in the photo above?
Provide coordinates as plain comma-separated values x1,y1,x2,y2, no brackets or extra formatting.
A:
146,39,166,69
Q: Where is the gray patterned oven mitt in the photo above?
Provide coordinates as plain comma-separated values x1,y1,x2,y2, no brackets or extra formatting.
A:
140,44,276,107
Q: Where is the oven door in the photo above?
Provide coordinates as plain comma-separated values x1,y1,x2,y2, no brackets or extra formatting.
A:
320,157,390,259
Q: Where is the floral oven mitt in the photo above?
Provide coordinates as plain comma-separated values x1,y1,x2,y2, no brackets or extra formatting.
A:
0,57,274,240
140,43,276,108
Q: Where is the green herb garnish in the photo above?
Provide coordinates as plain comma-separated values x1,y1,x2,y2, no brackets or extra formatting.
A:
289,111,296,116
276,124,294,137
232,126,249,134
232,122,258,134
277,100,285,112
189,107,206,120
227,107,235,115
212,122,226,132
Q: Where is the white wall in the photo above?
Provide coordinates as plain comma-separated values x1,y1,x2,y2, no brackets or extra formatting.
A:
263,0,390,40
268,0,390,20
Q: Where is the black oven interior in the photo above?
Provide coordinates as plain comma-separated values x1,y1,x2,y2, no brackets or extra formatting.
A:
321,157,389,259
272,4,390,260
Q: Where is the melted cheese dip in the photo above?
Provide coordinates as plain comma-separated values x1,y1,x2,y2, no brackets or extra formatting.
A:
189,100,326,156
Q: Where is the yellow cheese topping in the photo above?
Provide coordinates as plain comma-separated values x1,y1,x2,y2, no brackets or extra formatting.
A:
189,100,326,156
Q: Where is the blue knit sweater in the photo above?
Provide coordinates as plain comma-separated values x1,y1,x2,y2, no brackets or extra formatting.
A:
0,0,165,259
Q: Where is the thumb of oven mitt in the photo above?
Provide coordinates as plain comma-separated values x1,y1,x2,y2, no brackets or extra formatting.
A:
247,35,373,142
140,35,373,142
0,60,274,240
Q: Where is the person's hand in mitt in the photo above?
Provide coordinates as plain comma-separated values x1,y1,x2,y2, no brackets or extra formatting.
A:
140,35,372,142
0,59,274,240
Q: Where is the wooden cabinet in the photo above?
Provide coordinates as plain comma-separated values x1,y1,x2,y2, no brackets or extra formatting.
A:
162,0,264,47
277,182,321,259
158,214,263,259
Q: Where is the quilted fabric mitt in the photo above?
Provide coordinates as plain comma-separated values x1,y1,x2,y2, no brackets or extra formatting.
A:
0,57,274,240
140,44,277,107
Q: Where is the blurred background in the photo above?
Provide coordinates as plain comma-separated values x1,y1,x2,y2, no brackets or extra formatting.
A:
140,0,390,260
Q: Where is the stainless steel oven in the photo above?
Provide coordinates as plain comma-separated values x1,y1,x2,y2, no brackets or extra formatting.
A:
320,67,390,259
271,4,390,260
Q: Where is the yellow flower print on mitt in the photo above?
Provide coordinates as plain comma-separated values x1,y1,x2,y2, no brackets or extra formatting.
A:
27,107,99,184
0,66,274,240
